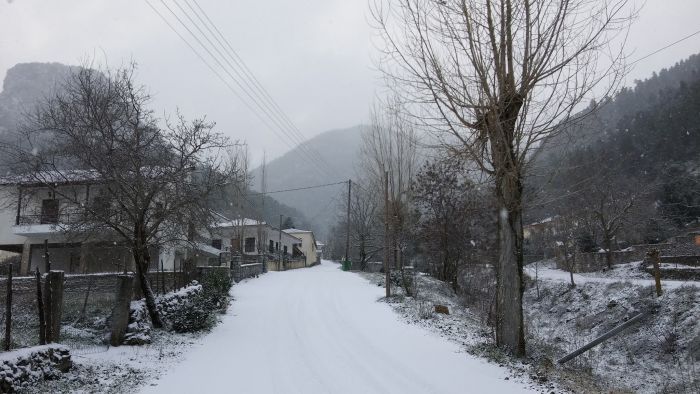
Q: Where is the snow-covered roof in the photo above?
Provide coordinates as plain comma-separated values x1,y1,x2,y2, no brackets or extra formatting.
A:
214,218,266,228
194,242,222,256
283,228,312,234
0,169,102,186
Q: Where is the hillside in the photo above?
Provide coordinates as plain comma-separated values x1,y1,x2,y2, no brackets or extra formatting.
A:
250,125,366,240
0,62,75,137
527,53,700,236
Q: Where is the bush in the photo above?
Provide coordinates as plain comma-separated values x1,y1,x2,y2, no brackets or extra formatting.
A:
169,294,216,333
200,269,233,310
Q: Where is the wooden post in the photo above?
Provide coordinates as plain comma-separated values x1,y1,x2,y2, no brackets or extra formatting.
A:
384,171,391,298
345,179,351,266
36,268,46,345
278,215,283,271
44,239,50,273
160,259,165,294
44,270,64,343
15,187,22,225
4,263,12,351
110,274,134,346
647,249,662,297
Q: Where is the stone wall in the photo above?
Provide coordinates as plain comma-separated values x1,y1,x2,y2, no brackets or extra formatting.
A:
560,240,700,273
231,263,263,282
658,255,700,267
560,251,636,272
0,345,72,392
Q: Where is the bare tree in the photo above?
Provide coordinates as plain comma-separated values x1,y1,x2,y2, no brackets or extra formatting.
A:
413,157,493,292
362,97,419,275
6,64,238,327
552,215,579,287
587,179,637,269
348,186,382,270
372,0,633,355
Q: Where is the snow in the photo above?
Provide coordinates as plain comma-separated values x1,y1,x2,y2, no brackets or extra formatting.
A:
0,344,69,362
141,260,534,393
282,227,312,234
524,261,699,289
214,217,264,227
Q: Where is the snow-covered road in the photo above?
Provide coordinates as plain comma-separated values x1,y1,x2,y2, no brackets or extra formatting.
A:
141,260,534,394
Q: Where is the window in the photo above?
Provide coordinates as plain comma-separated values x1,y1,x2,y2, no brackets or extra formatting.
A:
244,237,256,253
269,240,274,253
230,238,240,253
40,199,59,224
211,239,222,250
283,245,288,255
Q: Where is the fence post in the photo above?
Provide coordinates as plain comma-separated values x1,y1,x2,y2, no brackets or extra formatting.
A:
110,274,134,346
36,268,46,345
44,270,64,343
4,263,12,351
647,249,662,297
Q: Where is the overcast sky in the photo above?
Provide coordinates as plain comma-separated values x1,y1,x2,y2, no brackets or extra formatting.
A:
1,0,699,164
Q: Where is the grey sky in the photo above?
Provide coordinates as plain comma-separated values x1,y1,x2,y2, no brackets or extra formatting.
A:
1,0,699,164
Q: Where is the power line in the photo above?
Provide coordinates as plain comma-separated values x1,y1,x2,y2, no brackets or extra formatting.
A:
246,180,348,196
630,28,700,65
148,0,333,179
173,0,332,176
185,0,338,174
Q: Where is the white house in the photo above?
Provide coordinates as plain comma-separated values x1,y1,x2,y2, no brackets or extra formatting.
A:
0,173,181,274
209,216,305,271
283,228,319,267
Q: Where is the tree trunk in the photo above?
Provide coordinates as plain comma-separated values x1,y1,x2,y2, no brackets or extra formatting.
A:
132,246,163,328
495,198,526,357
569,264,575,287
496,197,525,357
603,231,613,270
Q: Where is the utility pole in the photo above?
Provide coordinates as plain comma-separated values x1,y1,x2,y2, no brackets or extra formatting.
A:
261,153,267,273
344,179,351,270
384,171,391,298
278,214,283,271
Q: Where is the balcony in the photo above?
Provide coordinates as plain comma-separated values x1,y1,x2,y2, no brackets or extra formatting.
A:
12,212,82,237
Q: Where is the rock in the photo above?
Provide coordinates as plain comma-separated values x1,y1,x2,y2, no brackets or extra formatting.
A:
434,305,449,314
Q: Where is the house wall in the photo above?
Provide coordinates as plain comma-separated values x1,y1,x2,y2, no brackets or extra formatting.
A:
0,185,25,245
211,224,301,257
289,232,318,267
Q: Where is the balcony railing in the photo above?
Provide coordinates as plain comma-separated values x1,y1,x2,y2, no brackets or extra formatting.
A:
16,212,84,226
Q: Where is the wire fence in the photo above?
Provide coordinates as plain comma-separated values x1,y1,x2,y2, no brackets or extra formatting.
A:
0,270,195,353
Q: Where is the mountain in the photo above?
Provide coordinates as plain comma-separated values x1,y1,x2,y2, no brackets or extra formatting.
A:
0,62,76,138
534,53,700,166
527,52,700,233
250,125,367,240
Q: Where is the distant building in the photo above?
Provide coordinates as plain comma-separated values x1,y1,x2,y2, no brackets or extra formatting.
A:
283,228,319,267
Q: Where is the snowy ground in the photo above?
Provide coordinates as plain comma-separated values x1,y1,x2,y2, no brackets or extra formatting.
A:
22,329,203,393
524,260,700,393
140,260,536,394
525,260,700,289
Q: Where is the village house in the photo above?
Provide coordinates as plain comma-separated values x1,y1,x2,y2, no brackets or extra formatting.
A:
282,228,320,267
209,215,305,271
0,172,194,275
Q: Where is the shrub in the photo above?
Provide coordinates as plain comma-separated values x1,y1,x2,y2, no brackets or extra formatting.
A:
200,269,233,310
169,294,216,333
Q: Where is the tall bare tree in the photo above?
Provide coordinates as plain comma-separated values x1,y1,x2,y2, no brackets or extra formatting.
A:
362,97,419,274
372,0,632,355
7,64,238,327
348,186,382,270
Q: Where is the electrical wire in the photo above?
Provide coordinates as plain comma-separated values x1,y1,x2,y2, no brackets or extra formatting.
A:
148,0,333,179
